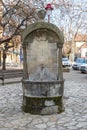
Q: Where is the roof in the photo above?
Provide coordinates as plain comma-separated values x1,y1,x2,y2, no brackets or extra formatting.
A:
80,42,87,49
75,34,87,42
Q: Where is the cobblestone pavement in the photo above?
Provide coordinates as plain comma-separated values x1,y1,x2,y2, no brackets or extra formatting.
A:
0,69,87,130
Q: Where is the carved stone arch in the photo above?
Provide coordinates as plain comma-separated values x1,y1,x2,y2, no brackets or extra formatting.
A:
22,22,64,46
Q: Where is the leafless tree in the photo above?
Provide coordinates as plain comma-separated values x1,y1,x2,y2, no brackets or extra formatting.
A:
1,0,86,46
0,0,39,69
52,0,87,59
0,0,87,69
0,0,39,45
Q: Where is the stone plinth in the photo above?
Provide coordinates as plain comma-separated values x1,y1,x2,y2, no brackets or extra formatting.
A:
22,80,64,115
22,80,64,114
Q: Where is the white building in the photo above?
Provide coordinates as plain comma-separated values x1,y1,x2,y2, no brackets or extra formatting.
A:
75,34,87,58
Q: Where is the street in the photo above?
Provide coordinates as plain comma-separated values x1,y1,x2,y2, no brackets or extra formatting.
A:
0,68,87,130
64,68,87,83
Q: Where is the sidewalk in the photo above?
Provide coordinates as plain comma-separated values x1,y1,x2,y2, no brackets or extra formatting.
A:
0,70,87,130
0,66,23,85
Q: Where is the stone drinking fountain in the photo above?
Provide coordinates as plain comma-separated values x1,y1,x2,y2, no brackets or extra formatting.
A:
22,19,64,114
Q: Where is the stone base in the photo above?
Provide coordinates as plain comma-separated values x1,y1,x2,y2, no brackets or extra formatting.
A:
22,96,65,115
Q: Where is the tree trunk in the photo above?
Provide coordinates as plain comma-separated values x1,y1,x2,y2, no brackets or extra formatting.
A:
2,50,6,70
0,51,1,66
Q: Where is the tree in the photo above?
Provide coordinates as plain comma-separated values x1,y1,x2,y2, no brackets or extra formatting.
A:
0,0,39,69
0,0,38,44
56,0,87,60
0,0,87,69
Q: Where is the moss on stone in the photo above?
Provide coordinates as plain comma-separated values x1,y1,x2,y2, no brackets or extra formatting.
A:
22,96,64,114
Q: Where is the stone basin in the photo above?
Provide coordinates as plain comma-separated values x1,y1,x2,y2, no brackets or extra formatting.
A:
22,79,64,115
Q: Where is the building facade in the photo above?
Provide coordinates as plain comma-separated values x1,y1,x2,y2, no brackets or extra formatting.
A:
75,34,87,58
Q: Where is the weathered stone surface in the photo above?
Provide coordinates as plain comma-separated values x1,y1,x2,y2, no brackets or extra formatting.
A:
22,21,64,114
41,106,58,115
35,123,47,129
22,22,64,44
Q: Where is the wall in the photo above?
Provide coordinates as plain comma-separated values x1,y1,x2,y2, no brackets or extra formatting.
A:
81,48,87,58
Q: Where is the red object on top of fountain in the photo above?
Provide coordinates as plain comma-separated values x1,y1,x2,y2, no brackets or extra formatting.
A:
45,3,53,10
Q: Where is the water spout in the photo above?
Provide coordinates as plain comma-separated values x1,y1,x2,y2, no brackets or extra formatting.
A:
29,64,57,81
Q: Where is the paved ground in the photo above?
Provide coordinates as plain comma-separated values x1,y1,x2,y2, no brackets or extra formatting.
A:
0,69,87,130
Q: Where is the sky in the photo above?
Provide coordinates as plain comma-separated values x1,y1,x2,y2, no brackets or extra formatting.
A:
2,0,87,34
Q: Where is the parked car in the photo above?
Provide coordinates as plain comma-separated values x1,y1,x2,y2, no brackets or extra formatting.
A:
62,57,70,67
72,58,85,70
80,58,87,73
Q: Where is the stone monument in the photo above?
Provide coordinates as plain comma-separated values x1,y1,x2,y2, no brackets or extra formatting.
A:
22,20,64,114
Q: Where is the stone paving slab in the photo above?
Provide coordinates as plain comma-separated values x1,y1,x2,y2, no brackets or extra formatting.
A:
0,70,87,130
